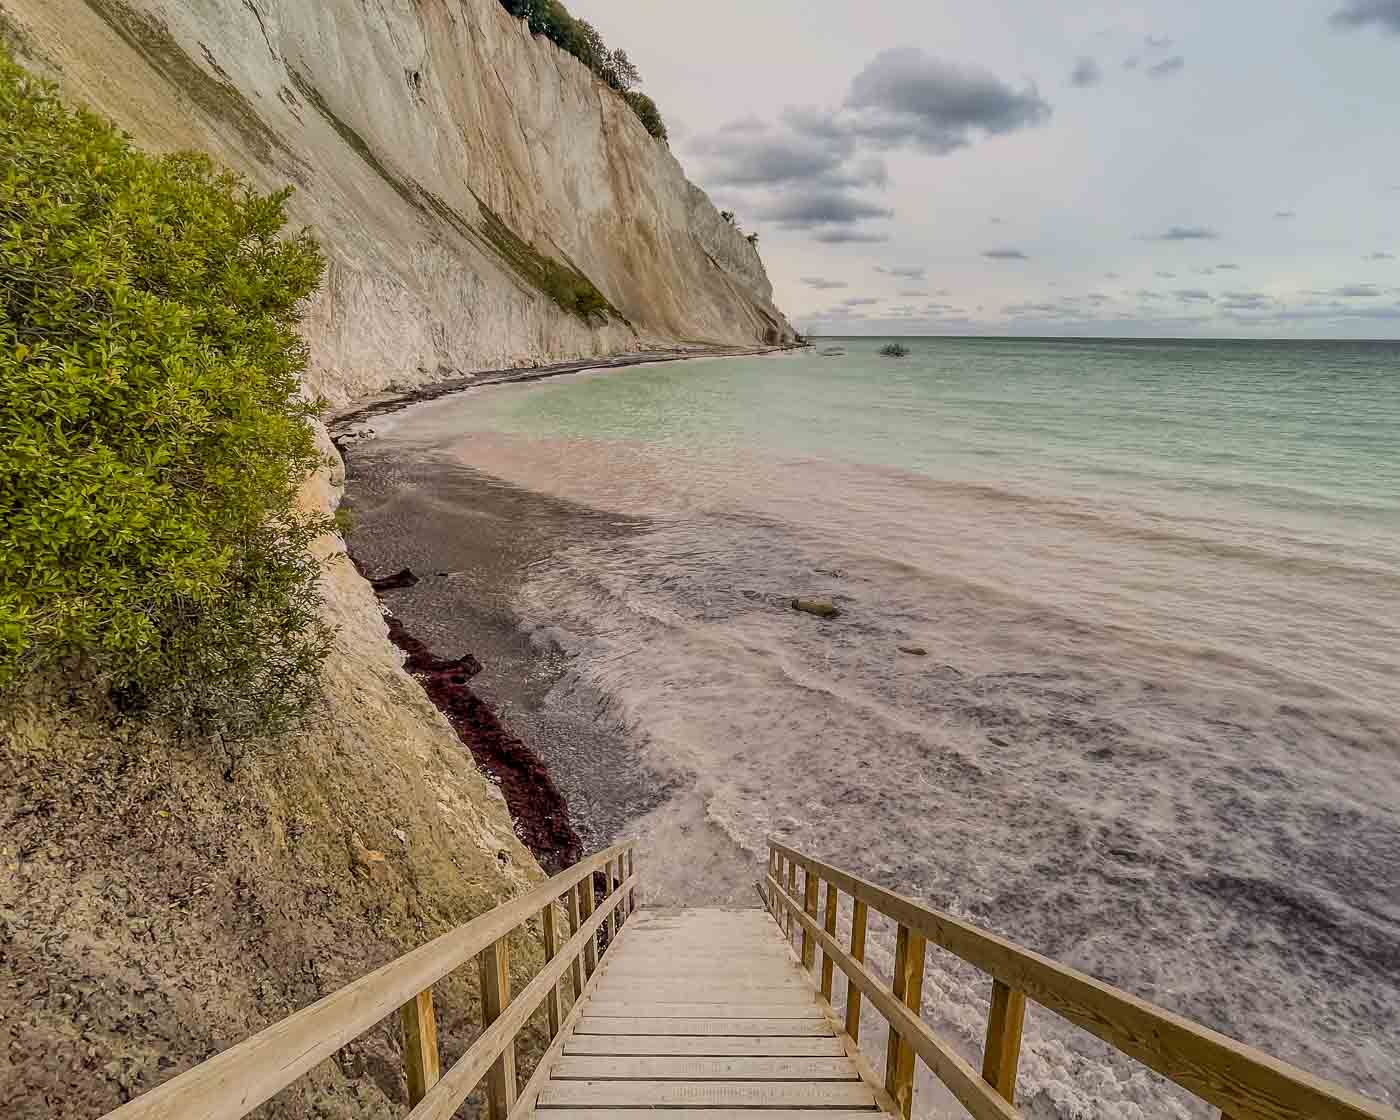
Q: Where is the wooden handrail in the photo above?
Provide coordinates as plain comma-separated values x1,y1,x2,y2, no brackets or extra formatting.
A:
98,842,637,1120
767,838,1399,1120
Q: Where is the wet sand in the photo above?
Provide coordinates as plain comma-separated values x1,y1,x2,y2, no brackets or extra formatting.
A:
340,444,675,862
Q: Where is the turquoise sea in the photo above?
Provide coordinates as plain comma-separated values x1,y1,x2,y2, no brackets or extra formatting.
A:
369,337,1400,1118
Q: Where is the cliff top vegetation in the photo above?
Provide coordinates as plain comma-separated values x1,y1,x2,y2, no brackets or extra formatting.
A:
497,0,669,142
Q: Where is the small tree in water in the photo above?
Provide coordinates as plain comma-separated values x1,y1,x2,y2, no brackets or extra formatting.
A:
880,342,910,357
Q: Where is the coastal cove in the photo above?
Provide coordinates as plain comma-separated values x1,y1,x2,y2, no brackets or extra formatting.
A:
339,337,1400,1120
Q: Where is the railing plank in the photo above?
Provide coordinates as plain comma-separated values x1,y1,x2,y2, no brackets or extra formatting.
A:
770,839,1399,1120
801,868,820,969
767,873,1019,1120
607,859,619,942
820,882,839,1000
407,870,636,1120
543,902,564,1038
844,899,868,1044
884,924,927,1119
566,884,585,998
789,856,800,935
478,937,518,1120
97,842,631,1120
580,871,599,976
506,912,624,1120
399,989,440,1107
982,979,1026,1104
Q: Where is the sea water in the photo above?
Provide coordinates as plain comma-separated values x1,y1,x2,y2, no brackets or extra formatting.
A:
365,337,1400,1118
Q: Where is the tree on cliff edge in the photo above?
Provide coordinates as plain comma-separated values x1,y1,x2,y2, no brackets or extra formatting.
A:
0,52,333,744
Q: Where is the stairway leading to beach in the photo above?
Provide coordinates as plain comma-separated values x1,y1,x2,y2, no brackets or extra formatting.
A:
96,838,1399,1120
535,907,878,1117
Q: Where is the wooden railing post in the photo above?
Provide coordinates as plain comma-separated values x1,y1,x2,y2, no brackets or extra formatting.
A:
820,882,839,1000
884,923,928,1120
785,857,798,939
398,988,440,1107
844,898,868,1042
580,870,599,976
981,978,1026,1104
542,902,563,1037
800,868,819,970
606,858,619,942
477,937,517,1120
626,847,637,913
566,883,585,998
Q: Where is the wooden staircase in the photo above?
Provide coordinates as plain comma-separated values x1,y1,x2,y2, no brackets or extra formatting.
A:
536,907,882,1117
93,838,1399,1120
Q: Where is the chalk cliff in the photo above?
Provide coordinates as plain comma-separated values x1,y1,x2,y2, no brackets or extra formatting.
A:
2,0,792,405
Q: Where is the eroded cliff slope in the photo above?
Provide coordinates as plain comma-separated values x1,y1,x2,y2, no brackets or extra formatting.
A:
0,2,790,1117
2,0,792,405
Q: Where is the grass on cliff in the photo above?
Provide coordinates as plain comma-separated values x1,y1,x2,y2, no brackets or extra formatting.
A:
0,49,334,742
476,198,619,323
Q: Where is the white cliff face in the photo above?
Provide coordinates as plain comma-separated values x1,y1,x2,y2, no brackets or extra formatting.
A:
5,0,793,406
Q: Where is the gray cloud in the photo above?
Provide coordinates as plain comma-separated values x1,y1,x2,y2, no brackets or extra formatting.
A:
690,121,887,189
1147,56,1186,78
1070,57,1102,87
1155,270,1178,279
834,48,1052,154
1366,251,1396,260
1151,225,1220,241
802,277,849,290
1215,262,1241,270
875,265,927,278
1123,56,1141,70
1135,289,1163,299
1274,210,1297,219
691,49,1051,245
983,247,1030,260
898,288,929,296
1334,283,1383,297
1145,35,1174,49
755,190,894,229
1220,291,1275,310
1330,1,1400,32
840,297,883,306
1003,302,1060,315
1174,288,1213,301
814,229,892,244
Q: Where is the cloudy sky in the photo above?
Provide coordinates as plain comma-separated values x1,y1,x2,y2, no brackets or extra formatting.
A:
575,0,1400,337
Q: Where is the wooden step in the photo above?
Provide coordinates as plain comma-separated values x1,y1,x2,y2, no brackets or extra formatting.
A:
574,1017,835,1036
536,1112,878,1120
584,1002,823,1019
588,991,812,1008
536,1080,878,1108
550,1056,859,1081
564,1035,848,1057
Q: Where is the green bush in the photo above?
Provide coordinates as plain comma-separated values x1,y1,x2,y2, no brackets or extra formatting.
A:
623,91,667,142
0,51,333,741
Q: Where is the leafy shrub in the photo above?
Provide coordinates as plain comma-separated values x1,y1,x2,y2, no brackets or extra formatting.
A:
0,51,333,741
879,343,910,358
623,91,667,141
497,0,666,140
